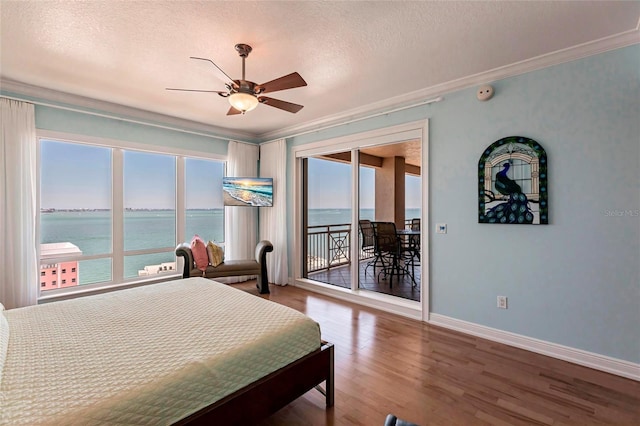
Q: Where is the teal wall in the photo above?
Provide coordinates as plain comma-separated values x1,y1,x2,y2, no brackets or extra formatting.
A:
0,92,231,155
287,45,640,363
35,106,229,156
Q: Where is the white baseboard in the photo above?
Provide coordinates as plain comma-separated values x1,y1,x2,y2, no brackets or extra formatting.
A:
429,313,640,381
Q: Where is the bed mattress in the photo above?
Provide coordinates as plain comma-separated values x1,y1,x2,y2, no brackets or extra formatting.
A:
0,277,321,425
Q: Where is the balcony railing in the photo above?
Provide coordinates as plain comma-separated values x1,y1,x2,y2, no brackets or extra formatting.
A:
306,219,414,273
307,223,352,273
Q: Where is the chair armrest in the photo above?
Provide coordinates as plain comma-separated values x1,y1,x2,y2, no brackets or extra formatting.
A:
175,243,194,278
255,240,274,265
255,240,273,294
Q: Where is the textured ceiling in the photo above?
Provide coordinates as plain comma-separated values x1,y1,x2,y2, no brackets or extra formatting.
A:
1,1,639,139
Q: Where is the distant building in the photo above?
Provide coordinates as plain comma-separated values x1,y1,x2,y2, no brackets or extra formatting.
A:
138,262,176,276
40,243,82,291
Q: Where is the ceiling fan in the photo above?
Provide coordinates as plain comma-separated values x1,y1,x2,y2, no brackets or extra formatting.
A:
166,43,307,115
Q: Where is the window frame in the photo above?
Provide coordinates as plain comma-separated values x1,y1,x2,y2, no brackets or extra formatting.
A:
37,130,226,301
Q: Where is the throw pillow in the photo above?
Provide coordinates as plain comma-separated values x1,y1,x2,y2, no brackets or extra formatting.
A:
207,241,224,267
190,235,209,272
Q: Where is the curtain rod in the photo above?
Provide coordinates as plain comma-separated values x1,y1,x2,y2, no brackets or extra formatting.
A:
279,96,443,141
0,94,243,143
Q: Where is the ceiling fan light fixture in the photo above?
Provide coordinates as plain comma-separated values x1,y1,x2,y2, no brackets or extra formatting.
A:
228,92,259,114
169,44,306,115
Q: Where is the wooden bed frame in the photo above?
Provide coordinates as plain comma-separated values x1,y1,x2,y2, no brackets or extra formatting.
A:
175,341,334,425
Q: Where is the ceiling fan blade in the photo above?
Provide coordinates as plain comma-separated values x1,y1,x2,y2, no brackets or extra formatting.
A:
189,56,238,89
227,106,242,115
257,72,307,94
166,88,227,94
259,96,304,113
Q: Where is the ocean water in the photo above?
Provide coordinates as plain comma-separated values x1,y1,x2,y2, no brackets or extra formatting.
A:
40,210,224,286
222,178,273,207
40,208,420,286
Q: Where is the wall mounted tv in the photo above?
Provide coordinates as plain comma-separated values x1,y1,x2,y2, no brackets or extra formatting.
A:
222,177,273,207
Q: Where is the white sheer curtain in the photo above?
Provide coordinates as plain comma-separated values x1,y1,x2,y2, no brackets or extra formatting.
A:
259,139,289,285
224,141,259,282
0,98,38,309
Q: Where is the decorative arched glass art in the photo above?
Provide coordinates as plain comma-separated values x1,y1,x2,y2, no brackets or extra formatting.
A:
478,136,548,224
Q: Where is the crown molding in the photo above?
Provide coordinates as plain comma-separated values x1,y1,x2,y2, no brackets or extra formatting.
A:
0,79,256,143
259,27,640,142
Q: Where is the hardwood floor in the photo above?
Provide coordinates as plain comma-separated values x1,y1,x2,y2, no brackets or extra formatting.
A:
233,281,640,426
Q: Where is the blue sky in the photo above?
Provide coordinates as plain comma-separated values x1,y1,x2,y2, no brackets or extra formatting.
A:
41,141,420,210
41,141,112,209
185,158,225,209
307,157,421,209
40,141,224,209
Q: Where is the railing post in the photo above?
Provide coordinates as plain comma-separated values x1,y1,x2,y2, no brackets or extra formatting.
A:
325,225,331,270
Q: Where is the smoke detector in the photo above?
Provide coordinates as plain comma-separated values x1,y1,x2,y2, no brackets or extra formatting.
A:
477,85,495,101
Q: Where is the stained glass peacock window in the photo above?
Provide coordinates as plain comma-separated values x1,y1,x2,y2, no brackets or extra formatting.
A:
478,136,548,224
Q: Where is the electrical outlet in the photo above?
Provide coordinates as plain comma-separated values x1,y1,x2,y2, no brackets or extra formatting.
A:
497,296,508,309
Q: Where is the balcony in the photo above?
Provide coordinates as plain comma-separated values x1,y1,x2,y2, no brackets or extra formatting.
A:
306,220,420,301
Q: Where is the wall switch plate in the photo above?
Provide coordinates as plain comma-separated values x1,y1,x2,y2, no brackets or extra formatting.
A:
436,223,447,234
497,296,508,309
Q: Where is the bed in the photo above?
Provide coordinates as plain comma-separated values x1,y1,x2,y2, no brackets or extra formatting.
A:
0,277,334,425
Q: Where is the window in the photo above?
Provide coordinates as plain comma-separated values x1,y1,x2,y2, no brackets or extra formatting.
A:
39,137,225,296
41,282,46,287
185,158,224,243
123,151,176,279
40,271,45,276
40,140,112,288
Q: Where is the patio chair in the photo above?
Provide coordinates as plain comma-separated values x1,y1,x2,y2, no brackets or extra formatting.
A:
400,218,420,286
359,219,385,275
407,218,420,262
373,221,410,288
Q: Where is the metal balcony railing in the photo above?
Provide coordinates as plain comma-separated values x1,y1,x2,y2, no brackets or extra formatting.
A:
306,223,351,273
306,219,416,273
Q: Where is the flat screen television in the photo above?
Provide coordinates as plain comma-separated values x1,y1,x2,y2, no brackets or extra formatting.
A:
222,177,273,207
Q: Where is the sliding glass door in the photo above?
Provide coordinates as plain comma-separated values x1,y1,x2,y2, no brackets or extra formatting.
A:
294,120,428,316
356,142,421,300
299,140,422,302
302,156,353,289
